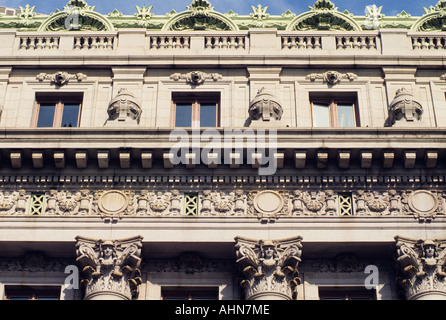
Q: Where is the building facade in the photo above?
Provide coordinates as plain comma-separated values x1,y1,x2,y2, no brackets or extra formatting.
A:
0,0,446,300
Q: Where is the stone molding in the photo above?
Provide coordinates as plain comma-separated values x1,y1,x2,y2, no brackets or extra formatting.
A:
1,188,445,221
395,236,446,300
75,235,143,300
234,236,303,300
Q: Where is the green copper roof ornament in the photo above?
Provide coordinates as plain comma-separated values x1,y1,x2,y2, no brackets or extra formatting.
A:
134,5,154,27
412,0,446,31
286,0,361,31
187,0,214,16
310,0,337,11
162,0,238,31
250,5,270,20
38,0,114,31
17,4,37,26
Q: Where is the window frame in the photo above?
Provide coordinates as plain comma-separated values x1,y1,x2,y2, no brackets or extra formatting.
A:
161,286,219,300
4,285,61,300
171,92,220,128
318,286,376,300
309,93,359,128
32,93,83,128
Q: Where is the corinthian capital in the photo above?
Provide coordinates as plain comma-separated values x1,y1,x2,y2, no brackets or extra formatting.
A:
75,235,143,300
234,236,303,300
394,236,446,300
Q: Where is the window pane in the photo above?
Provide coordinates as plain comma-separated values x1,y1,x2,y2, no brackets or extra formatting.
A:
61,104,80,127
175,104,192,127
36,104,55,127
337,104,355,127
200,104,217,127
312,103,330,127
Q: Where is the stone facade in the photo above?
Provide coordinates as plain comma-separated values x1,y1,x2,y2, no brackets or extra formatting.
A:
0,0,446,300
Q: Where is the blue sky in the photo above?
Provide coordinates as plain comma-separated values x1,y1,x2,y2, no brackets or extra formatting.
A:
0,0,440,16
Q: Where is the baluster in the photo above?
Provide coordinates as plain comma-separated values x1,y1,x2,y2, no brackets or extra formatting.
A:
420,37,428,50
428,37,435,50
352,36,359,49
229,36,237,49
296,37,304,49
35,37,43,50
19,37,28,50
52,37,59,49
336,37,344,49
183,37,190,49
220,37,228,49
368,36,376,49
314,37,321,49
97,37,105,49
106,37,114,49
74,37,81,50
411,37,418,50
81,37,89,50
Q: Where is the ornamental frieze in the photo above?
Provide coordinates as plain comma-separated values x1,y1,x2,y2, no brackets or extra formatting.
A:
0,188,444,221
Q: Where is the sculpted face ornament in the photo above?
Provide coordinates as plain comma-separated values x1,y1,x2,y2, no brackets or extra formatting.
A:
394,236,446,299
234,236,303,300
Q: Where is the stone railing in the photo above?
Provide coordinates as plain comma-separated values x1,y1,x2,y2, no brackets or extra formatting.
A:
6,29,446,57
18,35,60,50
411,34,446,50
0,188,443,222
148,35,191,50
73,35,115,50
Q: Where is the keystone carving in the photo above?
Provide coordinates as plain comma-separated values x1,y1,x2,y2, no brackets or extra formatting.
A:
306,70,358,85
387,88,423,126
235,236,303,300
75,235,143,300
395,236,446,300
170,71,222,85
36,71,87,86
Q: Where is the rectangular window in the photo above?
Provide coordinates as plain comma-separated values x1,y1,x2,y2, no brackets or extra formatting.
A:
162,287,219,300
172,93,220,128
5,285,61,300
33,93,83,128
319,287,376,300
310,93,359,128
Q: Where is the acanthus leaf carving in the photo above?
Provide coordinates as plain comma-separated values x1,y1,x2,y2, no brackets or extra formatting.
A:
395,236,446,299
234,236,303,300
75,235,143,300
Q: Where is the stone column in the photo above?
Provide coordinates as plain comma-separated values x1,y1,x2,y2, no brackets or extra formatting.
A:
75,235,143,300
395,236,446,300
234,236,303,300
